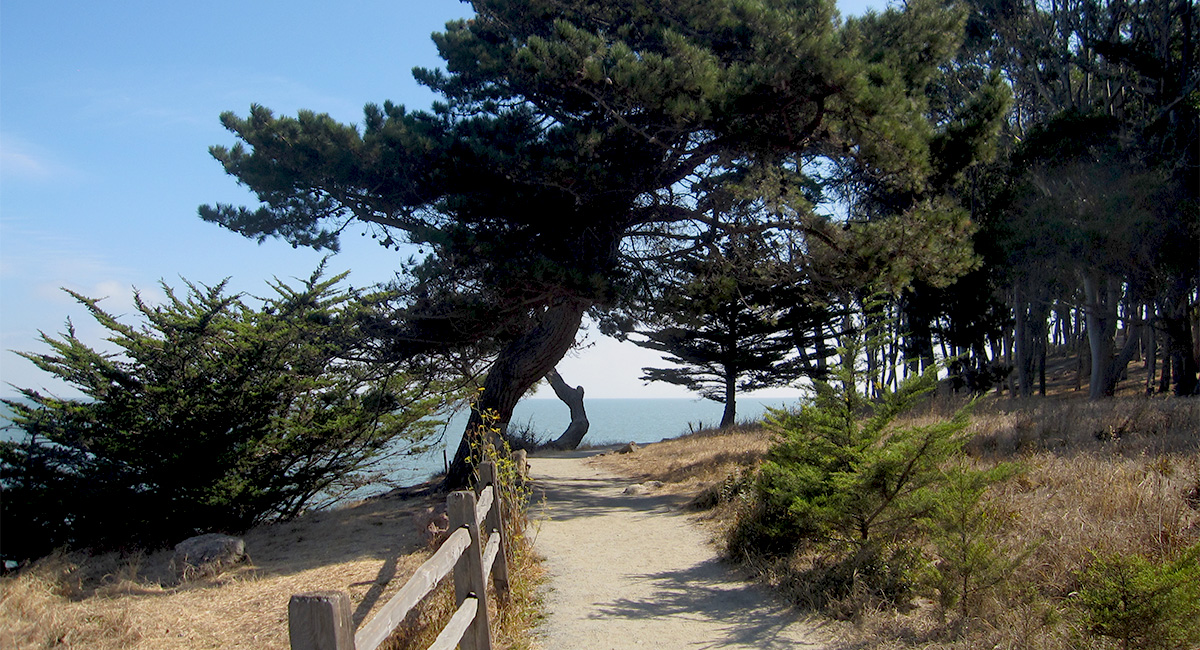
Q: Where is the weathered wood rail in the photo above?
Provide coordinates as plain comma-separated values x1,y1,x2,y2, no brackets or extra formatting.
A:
288,460,513,650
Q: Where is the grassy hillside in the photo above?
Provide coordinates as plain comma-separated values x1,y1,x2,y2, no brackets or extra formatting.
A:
595,393,1200,650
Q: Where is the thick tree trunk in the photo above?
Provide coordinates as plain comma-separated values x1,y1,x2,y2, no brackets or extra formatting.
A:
546,368,590,450
1003,329,1015,397
1160,346,1173,393
1082,273,1148,398
1031,297,1050,396
1162,280,1200,396
1145,304,1158,395
1082,272,1119,399
1075,305,1088,392
1098,321,1143,397
720,372,736,428
1014,284,1032,397
444,298,589,488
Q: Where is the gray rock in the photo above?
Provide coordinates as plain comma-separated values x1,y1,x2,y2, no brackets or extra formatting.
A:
172,533,246,579
617,442,640,454
623,480,665,495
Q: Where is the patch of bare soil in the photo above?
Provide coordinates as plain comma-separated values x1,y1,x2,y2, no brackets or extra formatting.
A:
0,488,446,650
529,449,836,649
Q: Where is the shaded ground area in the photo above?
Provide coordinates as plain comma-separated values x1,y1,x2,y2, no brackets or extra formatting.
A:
529,450,828,649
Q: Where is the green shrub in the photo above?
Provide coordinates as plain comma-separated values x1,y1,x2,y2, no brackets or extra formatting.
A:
918,461,1026,621
1076,543,1200,650
751,339,974,552
1,268,459,561
727,334,981,613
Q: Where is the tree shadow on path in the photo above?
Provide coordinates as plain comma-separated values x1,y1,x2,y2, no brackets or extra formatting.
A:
593,560,826,650
529,452,833,649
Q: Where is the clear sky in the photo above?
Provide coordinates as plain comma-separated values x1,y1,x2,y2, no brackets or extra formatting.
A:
1,0,886,401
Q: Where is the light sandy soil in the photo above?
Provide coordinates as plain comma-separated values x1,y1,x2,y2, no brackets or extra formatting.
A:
528,450,830,650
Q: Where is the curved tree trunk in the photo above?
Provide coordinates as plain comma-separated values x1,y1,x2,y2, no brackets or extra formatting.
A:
546,368,590,450
1082,272,1147,398
444,298,589,488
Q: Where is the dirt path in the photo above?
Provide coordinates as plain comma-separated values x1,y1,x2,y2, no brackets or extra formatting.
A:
528,451,829,650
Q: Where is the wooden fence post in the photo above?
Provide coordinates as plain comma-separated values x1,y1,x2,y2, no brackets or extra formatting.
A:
289,591,355,650
511,450,528,482
447,490,492,650
476,461,510,602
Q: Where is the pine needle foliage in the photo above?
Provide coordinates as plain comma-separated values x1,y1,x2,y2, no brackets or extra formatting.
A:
751,336,975,554
1076,543,1200,650
1,267,456,561
918,460,1027,622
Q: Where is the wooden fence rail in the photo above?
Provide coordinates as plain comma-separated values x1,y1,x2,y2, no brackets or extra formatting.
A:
289,460,511,650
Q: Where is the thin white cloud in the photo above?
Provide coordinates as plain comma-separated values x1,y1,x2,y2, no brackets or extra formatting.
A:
0,220,163,398
0,134,80,183
0,217,157,311
65,70,366,135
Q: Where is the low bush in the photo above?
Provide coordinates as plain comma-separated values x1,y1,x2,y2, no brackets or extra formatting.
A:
1076,543,1200,650
1,268,460,561
730,336,996,613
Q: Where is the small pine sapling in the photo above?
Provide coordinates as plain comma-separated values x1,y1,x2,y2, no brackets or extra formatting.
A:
1076,542,1200,650
756,334,976,551
918,460,1027,623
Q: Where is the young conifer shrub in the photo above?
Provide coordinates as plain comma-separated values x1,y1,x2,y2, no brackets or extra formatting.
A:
1076,543,1200,650
730,334,978,609
918,460,1027,622
755,341,973,548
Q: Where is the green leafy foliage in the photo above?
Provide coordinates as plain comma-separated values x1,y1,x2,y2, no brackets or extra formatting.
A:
1,268,457,561
1076,543,1200,650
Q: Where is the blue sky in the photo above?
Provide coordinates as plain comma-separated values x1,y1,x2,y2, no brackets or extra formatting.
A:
1,0,885,400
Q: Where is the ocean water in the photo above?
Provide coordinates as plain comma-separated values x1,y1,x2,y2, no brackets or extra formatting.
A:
387,396,801,487
1,396,804,493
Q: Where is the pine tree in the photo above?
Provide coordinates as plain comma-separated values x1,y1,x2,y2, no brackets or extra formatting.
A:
745,331,974,553
634,230,810,427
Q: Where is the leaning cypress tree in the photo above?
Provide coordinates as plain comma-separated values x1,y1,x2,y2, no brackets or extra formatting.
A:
201,0,969,486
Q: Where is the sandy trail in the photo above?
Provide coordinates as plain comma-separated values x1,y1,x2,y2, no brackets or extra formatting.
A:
529,451,828,650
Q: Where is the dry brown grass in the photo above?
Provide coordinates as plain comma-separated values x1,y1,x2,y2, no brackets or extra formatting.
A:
591,423,772,494
1,489,440,649
0,479,543,650
594,394,1200,650
963,395,1200,457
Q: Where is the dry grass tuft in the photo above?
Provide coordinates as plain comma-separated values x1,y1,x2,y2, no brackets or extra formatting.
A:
2,444,544,650
965,395,1200,457
1,472,544,650
592,424,772,494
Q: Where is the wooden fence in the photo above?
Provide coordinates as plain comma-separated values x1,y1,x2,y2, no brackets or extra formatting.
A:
287,460,513,650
